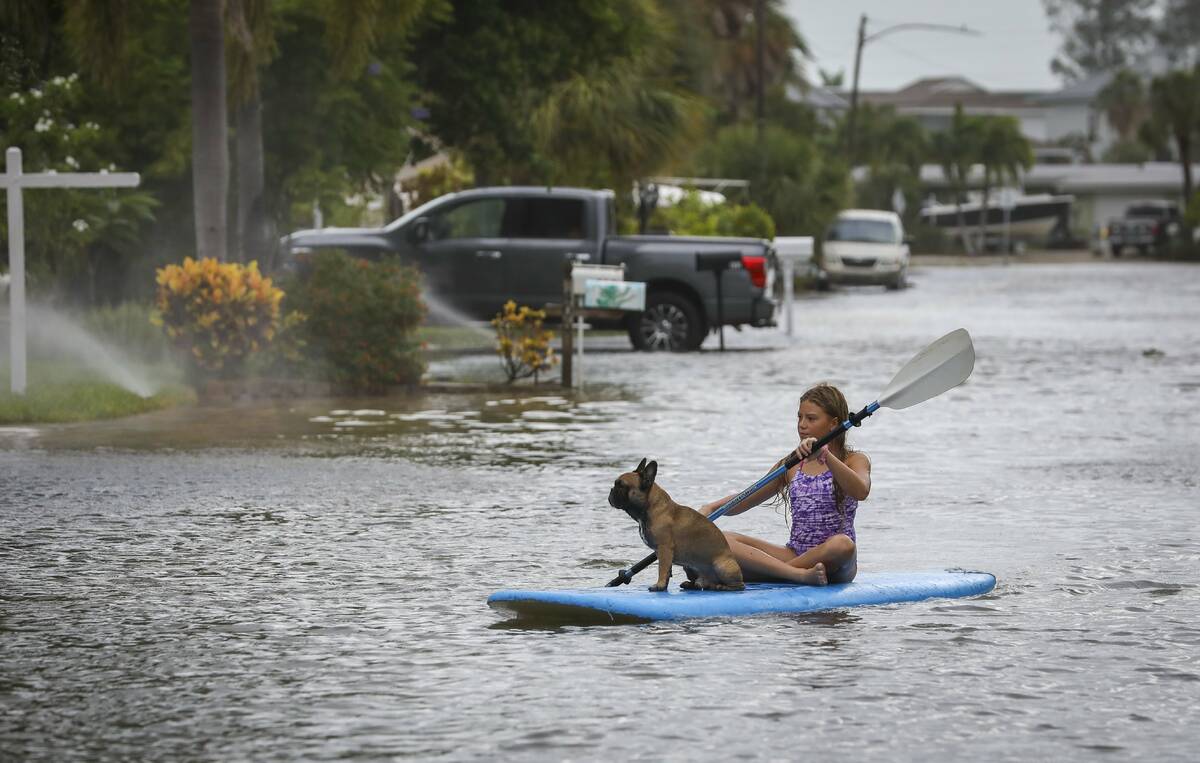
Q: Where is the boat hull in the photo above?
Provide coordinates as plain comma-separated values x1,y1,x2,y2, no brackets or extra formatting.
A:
919,195,1073,240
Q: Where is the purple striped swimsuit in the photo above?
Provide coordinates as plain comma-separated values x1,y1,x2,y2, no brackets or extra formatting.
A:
786,468,857,555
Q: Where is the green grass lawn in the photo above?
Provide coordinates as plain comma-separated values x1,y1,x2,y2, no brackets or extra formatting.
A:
0,362,195,424
416,324,497,351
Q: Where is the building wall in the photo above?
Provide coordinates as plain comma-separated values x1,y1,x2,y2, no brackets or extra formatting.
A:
898,107,1047,143
1041,102,1116,157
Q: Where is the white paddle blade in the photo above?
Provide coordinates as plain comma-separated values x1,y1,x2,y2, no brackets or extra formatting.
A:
878,328,975,410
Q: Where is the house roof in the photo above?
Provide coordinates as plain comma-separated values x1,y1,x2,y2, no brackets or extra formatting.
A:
1029,71,1113,104
851,77,1039,111
905,162,1200,194
1030,162,1200,193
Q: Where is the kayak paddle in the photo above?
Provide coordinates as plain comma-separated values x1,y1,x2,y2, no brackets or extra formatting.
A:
605,328,976,587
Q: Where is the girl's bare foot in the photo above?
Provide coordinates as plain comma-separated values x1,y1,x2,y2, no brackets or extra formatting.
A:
794,562,827,586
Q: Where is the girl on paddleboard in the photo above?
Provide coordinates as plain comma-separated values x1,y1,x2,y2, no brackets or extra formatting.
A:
700,384,871,586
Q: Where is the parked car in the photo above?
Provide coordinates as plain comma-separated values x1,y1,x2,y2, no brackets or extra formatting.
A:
818,210,909,290
1105,201,1181,256
280,187,776,351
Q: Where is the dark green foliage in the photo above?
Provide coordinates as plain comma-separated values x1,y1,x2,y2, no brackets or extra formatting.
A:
282,251,427,392
694,124,851,237
0,72,160,297
411,0,682,186
264,3,426,231
650,191,776,239
846,103,929,227
1045,0,1157,81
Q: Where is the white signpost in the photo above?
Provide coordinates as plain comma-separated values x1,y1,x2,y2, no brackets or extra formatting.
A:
996,187,1019,264
3,147,140,394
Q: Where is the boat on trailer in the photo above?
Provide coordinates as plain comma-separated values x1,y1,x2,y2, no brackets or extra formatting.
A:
918,192,1074,240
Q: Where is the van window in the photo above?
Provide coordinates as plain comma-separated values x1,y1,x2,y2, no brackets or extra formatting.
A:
825,218,900,244
501,198,587,239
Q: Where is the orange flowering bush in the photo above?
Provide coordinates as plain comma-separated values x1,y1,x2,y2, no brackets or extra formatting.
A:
152,257,285,376
492,301,557,383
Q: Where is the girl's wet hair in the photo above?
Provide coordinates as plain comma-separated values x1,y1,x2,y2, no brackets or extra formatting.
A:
799,383,850,453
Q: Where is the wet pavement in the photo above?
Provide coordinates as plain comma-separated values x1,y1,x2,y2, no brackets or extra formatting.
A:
2,261,1198,760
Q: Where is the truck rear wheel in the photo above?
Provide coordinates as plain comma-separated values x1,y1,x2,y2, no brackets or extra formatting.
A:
628,292,705,351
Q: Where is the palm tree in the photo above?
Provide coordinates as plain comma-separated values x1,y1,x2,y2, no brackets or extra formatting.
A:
976,116,1033,250
692,0,808,123
852,104,928,223
931,105,982,253
58,0,227,260
188,0,229,262
1146,67,1200,207
1095,68,1148,141
225,0,435,262
531,57,706,193
226,0,273,264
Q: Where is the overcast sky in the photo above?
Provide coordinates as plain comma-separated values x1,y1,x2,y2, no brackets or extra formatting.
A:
783,0,1065,92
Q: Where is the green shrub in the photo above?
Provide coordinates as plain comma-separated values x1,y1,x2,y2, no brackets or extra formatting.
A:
651,191,776,239
283,251,426,392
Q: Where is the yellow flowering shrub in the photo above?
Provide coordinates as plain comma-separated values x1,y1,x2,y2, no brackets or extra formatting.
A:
492,301,558,383
152,257,285,376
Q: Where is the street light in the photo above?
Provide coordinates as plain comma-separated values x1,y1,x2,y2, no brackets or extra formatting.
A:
846,14,981,165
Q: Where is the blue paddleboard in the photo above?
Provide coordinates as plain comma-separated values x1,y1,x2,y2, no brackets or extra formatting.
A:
488,569,996,622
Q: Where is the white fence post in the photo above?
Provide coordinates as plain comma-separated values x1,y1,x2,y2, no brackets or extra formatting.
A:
3,146,140,395
5,148,27,394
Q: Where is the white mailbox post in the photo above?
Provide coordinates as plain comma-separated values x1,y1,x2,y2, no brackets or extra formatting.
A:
568,263,645,388
773,236,814,337
3,147,140,394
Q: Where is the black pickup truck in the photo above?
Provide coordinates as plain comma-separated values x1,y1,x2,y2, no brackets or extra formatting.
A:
281,186,776,351
1105,201,1181,256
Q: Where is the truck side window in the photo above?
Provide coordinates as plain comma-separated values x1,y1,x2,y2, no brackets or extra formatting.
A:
432,199,505,240
501,198,586,239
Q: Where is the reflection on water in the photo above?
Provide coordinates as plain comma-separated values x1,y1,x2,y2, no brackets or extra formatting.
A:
2,262,1199,760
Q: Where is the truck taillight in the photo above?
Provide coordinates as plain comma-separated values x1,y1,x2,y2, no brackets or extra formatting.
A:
741,254,767,288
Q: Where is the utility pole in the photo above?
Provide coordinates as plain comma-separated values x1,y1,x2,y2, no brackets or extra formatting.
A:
847,14,867,166
845,17,980,167
755,0,766,182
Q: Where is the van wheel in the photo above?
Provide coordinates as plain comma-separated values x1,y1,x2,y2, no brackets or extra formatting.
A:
629,292,705,351
885,267,908,290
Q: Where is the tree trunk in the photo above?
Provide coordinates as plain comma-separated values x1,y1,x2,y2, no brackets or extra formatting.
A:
953,177,972,255
978,170,992,255
189,0,229,261
235,85,271,265
1180,136,1193,208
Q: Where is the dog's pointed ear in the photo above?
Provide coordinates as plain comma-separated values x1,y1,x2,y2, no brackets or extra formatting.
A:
640,460,658,490
636,457,647,473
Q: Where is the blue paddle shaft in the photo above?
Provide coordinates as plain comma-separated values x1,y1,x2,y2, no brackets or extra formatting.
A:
605,402,879,587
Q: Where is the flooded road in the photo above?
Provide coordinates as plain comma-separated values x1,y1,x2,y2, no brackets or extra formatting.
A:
2,261,1198,760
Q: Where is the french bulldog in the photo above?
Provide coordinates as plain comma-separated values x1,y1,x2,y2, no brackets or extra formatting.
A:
608,458,745,593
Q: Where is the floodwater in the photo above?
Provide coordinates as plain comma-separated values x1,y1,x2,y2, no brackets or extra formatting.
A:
2,261,1198,760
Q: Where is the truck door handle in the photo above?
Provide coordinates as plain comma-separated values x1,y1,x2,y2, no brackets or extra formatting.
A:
475,250,502,259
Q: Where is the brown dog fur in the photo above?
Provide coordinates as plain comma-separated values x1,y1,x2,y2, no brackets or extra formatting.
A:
608,459,745,592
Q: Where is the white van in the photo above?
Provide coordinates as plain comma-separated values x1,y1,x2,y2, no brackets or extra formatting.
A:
819,209,909,290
